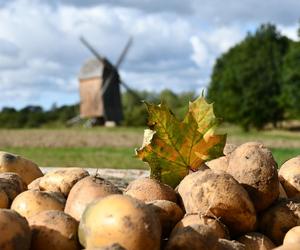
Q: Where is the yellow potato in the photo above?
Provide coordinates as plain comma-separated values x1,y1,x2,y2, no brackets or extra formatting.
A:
11,189,65,219
79,194,161,250
65,175,121,221
28,210,80,250
0,151,43,185
39,168,89,197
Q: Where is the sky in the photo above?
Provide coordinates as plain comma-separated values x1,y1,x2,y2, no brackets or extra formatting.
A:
0,0,299,110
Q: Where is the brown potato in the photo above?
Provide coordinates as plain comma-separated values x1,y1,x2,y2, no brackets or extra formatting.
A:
84,244,126,250
78,194,161,250
226,142,279,212
28,210,80,250
273,244,300,250
0,209,31,250
147,199,184,237
0,151,43,185
279,182,288,199
259,198,300,245
65,175,121,221
0,172,27,204
223,143,237,155
124,177,177,203
171,213,230,239
206,156,229,172
283,226,300,245
217,239,246,250
201,144,236,173
165,224,219,250
178,169,256,236
238,232,275,250
278,156,300,198
39,168,89,197
0,189,9,208
11,189,65,219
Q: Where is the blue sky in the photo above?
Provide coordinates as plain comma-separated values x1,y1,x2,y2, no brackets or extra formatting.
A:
0,0,299,110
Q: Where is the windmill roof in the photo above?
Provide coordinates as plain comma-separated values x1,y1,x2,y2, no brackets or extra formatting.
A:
79,58,104,80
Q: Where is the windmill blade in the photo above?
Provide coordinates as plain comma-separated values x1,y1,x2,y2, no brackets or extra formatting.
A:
115,36,133,69
120,80,141,100
80,36,104,62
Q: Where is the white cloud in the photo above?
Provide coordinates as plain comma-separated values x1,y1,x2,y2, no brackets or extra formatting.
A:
206,26,244,52
190,36,209,67
279,24,299,41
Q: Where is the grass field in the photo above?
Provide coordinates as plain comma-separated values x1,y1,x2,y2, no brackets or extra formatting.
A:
0,125,299,168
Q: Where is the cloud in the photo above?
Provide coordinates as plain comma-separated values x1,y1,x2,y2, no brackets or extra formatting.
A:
54,0,300,26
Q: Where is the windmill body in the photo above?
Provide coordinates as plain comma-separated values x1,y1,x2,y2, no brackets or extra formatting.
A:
77,36,137,126
78,58,123,124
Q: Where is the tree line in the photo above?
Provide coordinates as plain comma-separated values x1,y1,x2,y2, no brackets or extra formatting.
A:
0,90,196,128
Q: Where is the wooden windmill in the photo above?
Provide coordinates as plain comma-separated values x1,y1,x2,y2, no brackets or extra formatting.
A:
78,36,137,126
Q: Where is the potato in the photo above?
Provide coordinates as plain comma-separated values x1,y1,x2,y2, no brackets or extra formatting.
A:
28,210,80,250
223,143,237,155
273,243,300,250
146,199,184,237
178,169,256,236
78,194,161,250
0,209,31,250
165,224,219,250
39,168,89,197
0,151,43,185
85,244,126,250
11,189,65,219
217,239,246,250
124,177,177,203
259,198,300,245
0,172,27,190
206,156,229,172
171,213,230,239
28,177,42,190
279,182,288,199
226,142,279,212
0,189,9,208
0,172,27,204
278,156,300,198
65,175,121,221
238,232,275,250
206,144,237,172
283,226,300,245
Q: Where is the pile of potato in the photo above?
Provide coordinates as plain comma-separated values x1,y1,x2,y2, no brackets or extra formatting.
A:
1,142,300,250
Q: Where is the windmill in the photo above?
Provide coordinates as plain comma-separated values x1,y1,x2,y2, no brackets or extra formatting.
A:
77,36,138,126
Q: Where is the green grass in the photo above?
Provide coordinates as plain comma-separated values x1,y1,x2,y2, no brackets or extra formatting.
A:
2,146,299,169
3,147,147,169
219,124,300,141
1,124,299,169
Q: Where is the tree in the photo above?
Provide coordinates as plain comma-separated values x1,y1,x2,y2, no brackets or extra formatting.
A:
281,40,300,118
208,24,290,130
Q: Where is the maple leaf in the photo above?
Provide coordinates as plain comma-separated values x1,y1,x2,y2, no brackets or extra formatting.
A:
136,96,227,188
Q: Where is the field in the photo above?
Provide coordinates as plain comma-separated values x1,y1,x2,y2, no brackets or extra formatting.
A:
0,125,300,169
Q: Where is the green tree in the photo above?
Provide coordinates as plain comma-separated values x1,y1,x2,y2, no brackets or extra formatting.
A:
208,23,290,130
281,40,300,118
122,91,148,126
